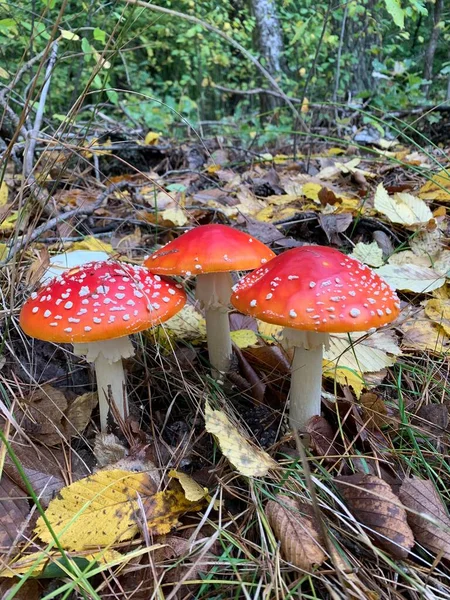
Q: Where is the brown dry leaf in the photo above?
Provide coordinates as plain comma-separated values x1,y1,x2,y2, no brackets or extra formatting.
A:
204,401,277,477
65,392,97,436
399,477,450,559
34,470,205,550
306,416,341,463
17,385,68,446
265,496,326,570
94,433,128,467
360,392,396,429
0,475,30,552
336,474,414,558
0,579,40,599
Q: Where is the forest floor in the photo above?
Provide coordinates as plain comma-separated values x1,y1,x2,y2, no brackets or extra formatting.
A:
1,129,450,599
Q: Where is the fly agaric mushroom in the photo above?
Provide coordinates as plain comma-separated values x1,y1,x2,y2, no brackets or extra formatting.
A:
20,260,186,431
144,224,275,375
231,246,400,431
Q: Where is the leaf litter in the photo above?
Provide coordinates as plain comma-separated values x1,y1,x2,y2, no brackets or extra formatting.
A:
2,132,450,598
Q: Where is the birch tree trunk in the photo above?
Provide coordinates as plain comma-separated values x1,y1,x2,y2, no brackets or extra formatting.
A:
250,0,284,111
422,0,444,97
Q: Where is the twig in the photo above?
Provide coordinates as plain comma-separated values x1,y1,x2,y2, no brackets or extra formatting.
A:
23,42,59,179
0,44,57,101
1,181,139,265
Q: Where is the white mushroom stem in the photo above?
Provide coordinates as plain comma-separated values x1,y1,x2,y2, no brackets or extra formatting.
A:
282,329,330,432
196,272,233,376
73,337,134,431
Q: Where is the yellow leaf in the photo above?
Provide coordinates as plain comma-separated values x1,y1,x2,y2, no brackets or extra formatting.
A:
204,401,277,477
0,243,7,261
230,329,259,349
424,299,450,337
302,182,322,202
144,131,161,145
0,66,9,79
157,304,206,342
69,236,113,253
401,311,450,353
34,470,203,550
350,241,384,267
255,206,275,222
169,470,208,502
374,183,433,226
160,207,188,227
322,362,366,397
327,147,346,156
257,320,283,343
60,29,80,41
324,331,400,374
0,549,122,578
0,181,9,206
301,97,309,113
0,210,19,231
267,194,299,206
206,164,222,174
419,170,450,202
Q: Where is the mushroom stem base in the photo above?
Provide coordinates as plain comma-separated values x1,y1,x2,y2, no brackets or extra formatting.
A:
289,344,324,432
204,307,232,376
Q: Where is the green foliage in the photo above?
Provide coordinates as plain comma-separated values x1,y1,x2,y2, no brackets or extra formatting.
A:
0,0,448,133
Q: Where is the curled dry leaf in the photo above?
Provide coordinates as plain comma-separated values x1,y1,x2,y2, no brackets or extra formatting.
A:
359,392,396,429
265,496,326,571
306,416,341,463
336,474,414,558
399,477,450,560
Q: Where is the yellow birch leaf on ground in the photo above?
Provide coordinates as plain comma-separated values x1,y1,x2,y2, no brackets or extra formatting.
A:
34,470,204,550
375,263,445,293
374,183,433,226
327,147,346,155
160,207,188,227
70,236,113,253
0,549,122,578
230,329,259,349
424,299,450,336
322,363,366,397
169,470,208,502
419,170,450,201
155,304,206,343
324,331,400,374
266,194,299,206
0,243,7,261
257,320,283,343
302,182,322,202
401,311,450,353
204,401,277,477
0,181,8,206
144,131,161,145
350,241,384,267
255,205,275,222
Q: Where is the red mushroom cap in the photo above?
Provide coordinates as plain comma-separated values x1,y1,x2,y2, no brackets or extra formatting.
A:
20,261,186,343
231,246,400,333
144,224,275,275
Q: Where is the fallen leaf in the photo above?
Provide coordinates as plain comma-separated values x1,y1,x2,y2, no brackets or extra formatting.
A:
318,213,352,244
350,242,384,268
70,236,113,253
374,183,432,227
204,401,277,477
400,311,450,353
169,470,208,502
336,474,414,558
375,263,445,293
0,475,30,551
399,477,450,559
306,416,341,463
419,170,450,202
359,392,396,429
160,207,188,227
17,385,68,446
265,496,326,570
424,298,450,336
144,131,161,145
35,470,204,550
230,329,259,349
0,579,40,598
155,304,206,344
65,392,98,436
0,181,8,206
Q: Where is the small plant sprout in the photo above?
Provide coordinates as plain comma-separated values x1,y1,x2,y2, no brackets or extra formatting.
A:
231,246,400,432
20,260,186,431
144,224,275,376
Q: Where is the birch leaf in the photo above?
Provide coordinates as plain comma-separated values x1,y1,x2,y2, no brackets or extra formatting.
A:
374,183,432,226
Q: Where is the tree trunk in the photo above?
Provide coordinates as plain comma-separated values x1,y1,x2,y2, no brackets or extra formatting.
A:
250,0,284,111
422,0,444,97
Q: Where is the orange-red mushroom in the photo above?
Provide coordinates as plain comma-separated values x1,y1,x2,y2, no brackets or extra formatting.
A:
20,260,186,431
144,224,275,375
231,246,400,430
